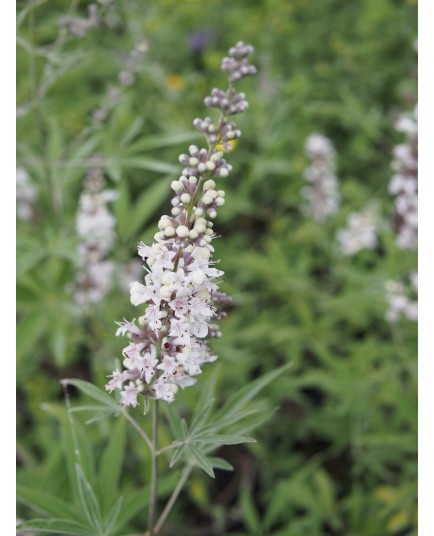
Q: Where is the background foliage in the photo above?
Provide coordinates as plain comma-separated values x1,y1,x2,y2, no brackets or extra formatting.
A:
17,0,417,535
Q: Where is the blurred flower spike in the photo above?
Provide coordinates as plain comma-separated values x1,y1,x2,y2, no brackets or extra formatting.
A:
106,42,256,407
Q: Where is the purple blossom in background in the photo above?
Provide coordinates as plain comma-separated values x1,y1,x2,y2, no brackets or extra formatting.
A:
188,31,212,54
302,133,340,222
389,105,418,250
106,42,256,406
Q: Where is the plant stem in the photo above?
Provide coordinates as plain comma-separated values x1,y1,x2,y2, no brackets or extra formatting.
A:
148,399,159,535
154,466,192,534
124,411,153,452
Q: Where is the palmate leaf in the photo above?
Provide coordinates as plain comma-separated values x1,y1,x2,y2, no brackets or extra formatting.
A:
166,363,291,478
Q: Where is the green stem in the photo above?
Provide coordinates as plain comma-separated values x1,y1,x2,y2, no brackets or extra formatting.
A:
148,399,159,535
124,411,153,452
154,466,192,534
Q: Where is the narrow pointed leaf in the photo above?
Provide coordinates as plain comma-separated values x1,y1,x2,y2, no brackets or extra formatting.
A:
99,417,126,516
61,379,121,412
202,409,259,434
16,519,90,535
169,445,186,468
208,457,234,471
187,445,215,478
164,403,183,439
16,485,81,522
103,496,123,535
75,464,103,531
190,397,215,434
196,434,256,446
218,363,292,419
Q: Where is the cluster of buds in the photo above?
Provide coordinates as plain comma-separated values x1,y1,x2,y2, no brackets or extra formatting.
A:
16,168,37,221
91,40,148,126
59,0,114,39
385,273,418,323
73,158,118,307
106,42,256,406
193,117,241,151
336,206,378,256
389,106,418,249
301,133,340,222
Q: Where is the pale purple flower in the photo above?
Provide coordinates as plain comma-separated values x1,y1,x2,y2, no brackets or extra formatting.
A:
120,382,140,407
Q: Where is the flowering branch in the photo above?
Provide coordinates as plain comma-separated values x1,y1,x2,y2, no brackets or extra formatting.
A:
104,41,256,535
105,41,256,407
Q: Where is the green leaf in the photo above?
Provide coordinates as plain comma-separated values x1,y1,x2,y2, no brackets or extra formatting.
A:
49,315,67,366
164,404,183,439
16,309,46,360
16,485,81,522
114,179,131,241
126,131,198,154
61,379,121,412
98,417,127,516
127,177,169,239
187,445,215,478
218,363,292,419
169,444,186,468
208,457,234,471
120,116,145,147
196,434,257,446
201,409,258,435
115,474,179,529
190,397,215,434
103,496,123,535
240,484,262,535
114,157,179,174
75,464,103,531
16,240,47,275
16,518,90,535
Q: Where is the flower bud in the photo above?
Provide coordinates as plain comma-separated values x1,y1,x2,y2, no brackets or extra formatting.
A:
176,225,189,238
204,179,216,190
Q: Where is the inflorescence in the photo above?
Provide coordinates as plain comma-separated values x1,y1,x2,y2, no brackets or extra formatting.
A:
106,42,256,406
73,158,118,307
301,133,340,222
389,105,418,250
